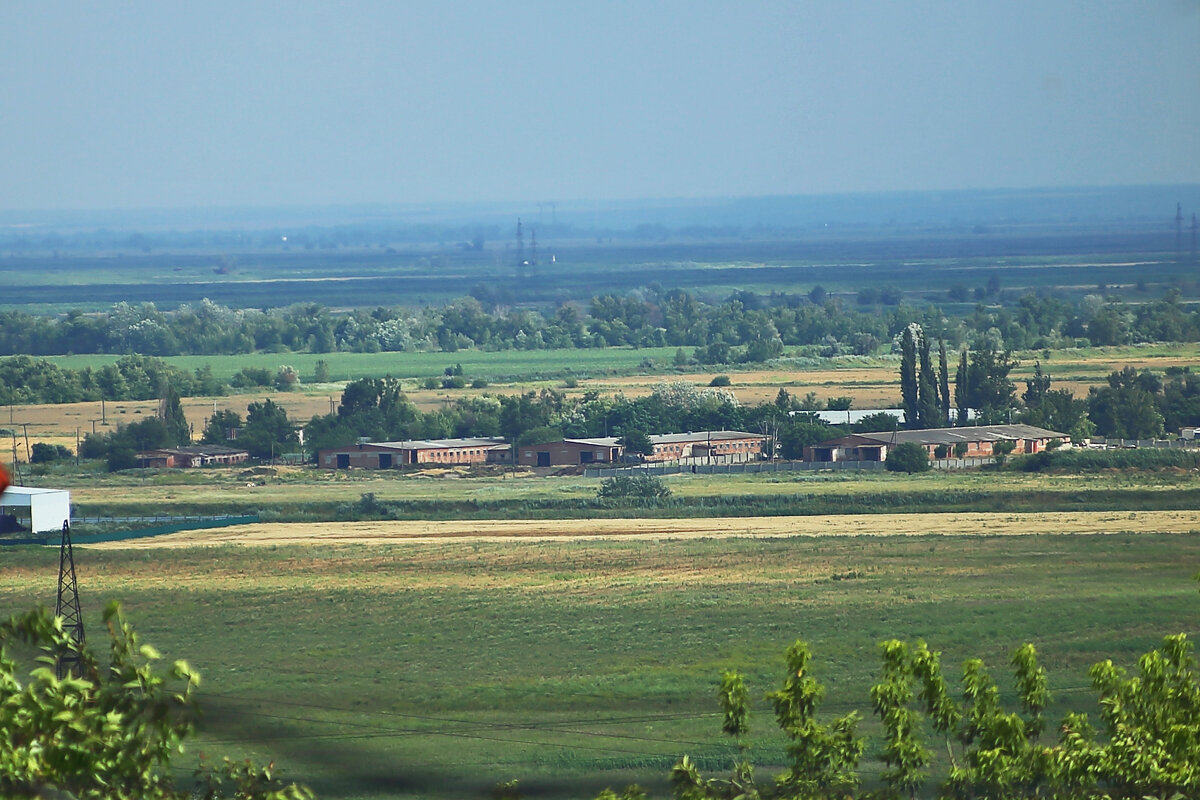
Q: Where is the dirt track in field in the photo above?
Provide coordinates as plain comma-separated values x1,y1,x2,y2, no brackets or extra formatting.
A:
83,510,1200,549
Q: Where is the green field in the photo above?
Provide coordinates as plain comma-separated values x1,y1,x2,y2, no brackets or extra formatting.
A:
34,340,1200,387
44,346,691,383
40,464,1200,523
1,533,1196,799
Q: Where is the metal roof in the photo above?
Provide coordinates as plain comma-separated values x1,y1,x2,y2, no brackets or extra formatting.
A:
850,424,1068,446
368,437,509,450
650,431,764,445
1,486,69,500
562,437,622,447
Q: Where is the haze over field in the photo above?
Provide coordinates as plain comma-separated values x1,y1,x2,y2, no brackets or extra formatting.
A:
2,1,1198,214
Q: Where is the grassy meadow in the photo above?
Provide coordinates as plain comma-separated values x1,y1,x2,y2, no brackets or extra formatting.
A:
2,532,1198,799
19,463,1200,524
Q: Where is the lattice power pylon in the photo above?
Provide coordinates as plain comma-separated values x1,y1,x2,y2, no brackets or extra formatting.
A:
55,520,85,679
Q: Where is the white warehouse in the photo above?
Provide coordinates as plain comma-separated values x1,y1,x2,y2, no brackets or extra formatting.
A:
0,486,72,534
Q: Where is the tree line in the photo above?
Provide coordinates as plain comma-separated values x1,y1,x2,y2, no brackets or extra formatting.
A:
40,360,1200,473
898,322,1200,440
1,286,1197,359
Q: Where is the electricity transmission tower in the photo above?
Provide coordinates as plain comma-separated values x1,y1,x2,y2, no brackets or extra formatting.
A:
55,520,85,679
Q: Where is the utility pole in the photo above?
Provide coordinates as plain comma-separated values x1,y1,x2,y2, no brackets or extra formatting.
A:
55,521,85,679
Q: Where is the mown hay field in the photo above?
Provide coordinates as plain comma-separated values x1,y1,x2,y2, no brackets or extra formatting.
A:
82,509,1200,548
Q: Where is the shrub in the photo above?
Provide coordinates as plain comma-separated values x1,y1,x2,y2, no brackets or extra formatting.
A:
709,375,732,387
933,444,949,459
885,442,930,474
274,365,300,391
30,442,72,463
597,474,672,502
1018,447,1200,473
229,366,273,388
991,439,1016,465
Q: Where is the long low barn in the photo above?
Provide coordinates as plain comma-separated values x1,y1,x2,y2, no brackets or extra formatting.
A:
804,424,1069,463
318,437,509,469
518,431,768,467
136,445,250,468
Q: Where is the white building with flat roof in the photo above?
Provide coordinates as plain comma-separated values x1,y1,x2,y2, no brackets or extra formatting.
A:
0,486,71,534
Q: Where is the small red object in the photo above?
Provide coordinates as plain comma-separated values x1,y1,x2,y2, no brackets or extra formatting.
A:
0,463,9,495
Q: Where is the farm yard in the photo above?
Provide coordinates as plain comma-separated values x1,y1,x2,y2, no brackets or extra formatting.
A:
4,198,1200,800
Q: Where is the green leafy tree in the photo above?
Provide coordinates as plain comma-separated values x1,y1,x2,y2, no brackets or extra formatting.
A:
852,412,900,433
201,409,243,445
886,442,930,474
871,640,930,799
517,425,562,447
0,603,312,800
30,442,71,463
1159,369,1200,433
768,640,865,797
617,428,654,457
1022,360,1051,411
956,344,1018,424
1087,367,1165,439
240,399,298,459
825,396,853,411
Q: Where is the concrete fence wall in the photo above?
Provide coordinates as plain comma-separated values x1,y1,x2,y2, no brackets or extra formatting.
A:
584,460,889,478
1089,438,1200,449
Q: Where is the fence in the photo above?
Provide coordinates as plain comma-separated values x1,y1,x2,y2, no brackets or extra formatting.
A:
585,456,1003,478
1088,437,1200,449
0,515,260,547
585,459,889,478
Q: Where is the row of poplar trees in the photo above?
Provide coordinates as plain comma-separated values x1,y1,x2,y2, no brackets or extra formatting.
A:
899,323,1018,428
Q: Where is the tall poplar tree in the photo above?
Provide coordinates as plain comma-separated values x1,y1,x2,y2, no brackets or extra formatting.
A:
955,348,969,426
158,385,191,447
900,324,919,429
917,329,940,428
938,339,951,424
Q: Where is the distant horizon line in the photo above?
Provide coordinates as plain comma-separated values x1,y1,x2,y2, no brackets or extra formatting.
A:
3,182,1199,219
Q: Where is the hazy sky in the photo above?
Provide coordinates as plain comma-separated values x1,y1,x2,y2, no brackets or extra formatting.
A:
2,1,1197,211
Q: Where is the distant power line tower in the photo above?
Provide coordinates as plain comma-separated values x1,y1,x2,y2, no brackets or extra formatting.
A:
55,520,85,679
515,218,526,280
